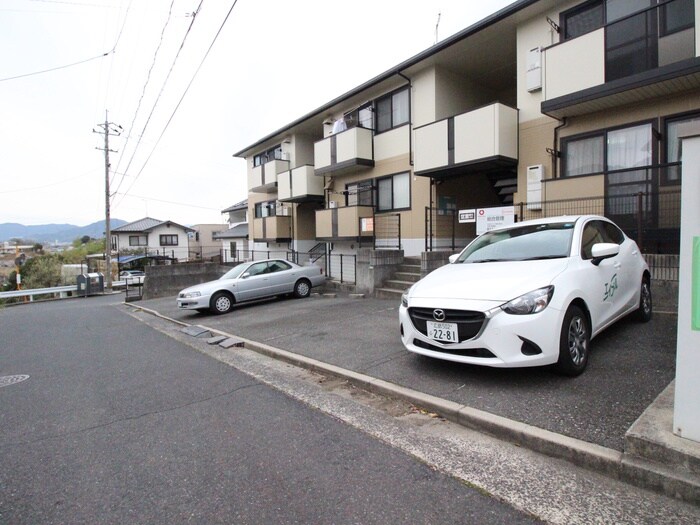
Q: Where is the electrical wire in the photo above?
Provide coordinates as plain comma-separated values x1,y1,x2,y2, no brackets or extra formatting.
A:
111,0,204,195
113,192,223,211
113,0,239,209
0,51,110,82
110,0,176,188
0,168,99,193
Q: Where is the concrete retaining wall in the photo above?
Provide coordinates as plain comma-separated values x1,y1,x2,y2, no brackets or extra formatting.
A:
142,263,234,300
356,249,403,295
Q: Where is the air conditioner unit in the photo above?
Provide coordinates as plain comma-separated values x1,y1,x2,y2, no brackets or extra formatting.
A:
527,165,543,210
328,200,337,209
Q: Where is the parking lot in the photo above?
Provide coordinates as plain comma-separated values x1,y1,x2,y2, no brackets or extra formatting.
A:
138,292,677,451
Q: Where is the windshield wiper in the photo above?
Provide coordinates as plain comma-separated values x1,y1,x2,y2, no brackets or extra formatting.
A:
468,258,509,263
518,255,566,261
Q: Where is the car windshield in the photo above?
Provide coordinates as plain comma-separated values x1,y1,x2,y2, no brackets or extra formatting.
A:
455,222,575,263
219,264,249,280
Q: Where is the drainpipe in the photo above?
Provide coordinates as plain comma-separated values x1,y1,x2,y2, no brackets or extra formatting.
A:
551,117,567,179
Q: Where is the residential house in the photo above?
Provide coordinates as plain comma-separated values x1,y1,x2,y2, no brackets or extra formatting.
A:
234,0,692,282
189,223,229,261
111,217,194,262
213,200,250,262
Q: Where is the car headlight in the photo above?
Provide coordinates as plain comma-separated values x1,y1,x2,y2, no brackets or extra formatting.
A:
501,286,554,315
182,291,202,299
401,293,409,308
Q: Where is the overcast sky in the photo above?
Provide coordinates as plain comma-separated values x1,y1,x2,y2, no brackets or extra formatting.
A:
1,0,515,228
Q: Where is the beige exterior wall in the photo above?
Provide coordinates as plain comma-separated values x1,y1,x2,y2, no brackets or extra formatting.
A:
374,125,410,161
411,68,437,128
515,116,557,203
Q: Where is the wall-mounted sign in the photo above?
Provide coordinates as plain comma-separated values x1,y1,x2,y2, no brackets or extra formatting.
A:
458,209,476,223
476,206,515,235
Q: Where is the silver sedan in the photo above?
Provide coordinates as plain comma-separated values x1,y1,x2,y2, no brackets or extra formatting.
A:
177,259,325,314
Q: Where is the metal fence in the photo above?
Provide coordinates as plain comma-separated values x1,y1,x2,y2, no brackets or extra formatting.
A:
373,213,401,250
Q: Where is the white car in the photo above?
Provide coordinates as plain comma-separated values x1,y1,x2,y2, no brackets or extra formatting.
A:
399,215,652,376
177,259,325,315
120,270,145,284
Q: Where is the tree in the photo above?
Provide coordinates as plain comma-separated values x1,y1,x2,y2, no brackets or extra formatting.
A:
22,255,62,289
80,235,91,245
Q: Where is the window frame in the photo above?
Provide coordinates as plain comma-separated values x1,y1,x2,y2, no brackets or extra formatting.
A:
375,86,410,134
128,235,147,247
159,234,179,247
345,179,374,207
561,119,658,178
561,0,605,41
254,200,277,218
662,110,700,185
376,172,411,212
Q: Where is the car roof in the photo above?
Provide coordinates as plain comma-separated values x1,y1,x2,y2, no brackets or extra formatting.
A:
491,215,608,232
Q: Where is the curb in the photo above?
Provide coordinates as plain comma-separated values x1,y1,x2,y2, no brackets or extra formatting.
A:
127,302,698,504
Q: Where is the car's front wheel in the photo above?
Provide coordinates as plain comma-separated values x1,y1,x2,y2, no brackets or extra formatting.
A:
210,291,233,314
293,279,311,298
556,305,590,377
634,277,652,323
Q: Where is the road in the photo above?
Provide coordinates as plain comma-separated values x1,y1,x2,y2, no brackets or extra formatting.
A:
2,295,698,524
0,296,536,524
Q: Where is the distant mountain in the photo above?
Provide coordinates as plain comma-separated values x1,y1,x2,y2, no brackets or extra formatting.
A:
0,219,127,243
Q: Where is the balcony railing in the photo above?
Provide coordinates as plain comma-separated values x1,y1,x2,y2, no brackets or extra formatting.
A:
278,165,324,202
413,103,518,176
249,158,290,193
314,126,374,177
315,205,374,240
252,215,292,242
543,0,696,116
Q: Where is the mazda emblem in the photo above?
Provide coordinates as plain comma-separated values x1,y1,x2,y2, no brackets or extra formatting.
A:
433,309,446,322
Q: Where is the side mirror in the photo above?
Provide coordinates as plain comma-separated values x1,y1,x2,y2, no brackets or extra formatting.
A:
449,254,459,264
590,243,619,266
241,272,250,279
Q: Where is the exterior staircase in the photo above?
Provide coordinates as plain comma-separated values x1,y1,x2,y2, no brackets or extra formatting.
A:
375,256,422,300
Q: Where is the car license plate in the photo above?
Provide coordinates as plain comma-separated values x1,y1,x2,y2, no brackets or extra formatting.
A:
427,321,458,343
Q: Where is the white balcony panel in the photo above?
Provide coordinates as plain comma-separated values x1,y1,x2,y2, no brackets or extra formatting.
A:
336,127,373,164
279,166,323,201
414,120,449,173
277,170,292,201
249,165,263,189
543,29,605,101
314,139,331,170
454,103,518,164
375,125,410,161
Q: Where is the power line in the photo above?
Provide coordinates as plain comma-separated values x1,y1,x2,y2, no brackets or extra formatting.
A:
114,0,239,209
113,192,224,211
111,0,203,196
0,51,110,82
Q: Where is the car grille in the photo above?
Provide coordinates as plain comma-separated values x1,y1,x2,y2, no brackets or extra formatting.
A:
408,307,485,343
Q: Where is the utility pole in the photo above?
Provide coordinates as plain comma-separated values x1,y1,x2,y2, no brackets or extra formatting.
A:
93,110,122,292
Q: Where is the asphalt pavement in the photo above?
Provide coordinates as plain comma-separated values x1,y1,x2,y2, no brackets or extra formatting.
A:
138,291,678,452
1,295,541,525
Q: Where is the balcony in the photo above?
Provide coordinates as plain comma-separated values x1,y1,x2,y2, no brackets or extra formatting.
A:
542,0,699,118
315,205,374,241
249,158,290,193
252,215,292,243
413,103,518,178
314,127,374,177
278,165,324,203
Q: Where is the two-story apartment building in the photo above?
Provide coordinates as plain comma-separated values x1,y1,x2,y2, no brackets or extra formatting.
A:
234,0,693,281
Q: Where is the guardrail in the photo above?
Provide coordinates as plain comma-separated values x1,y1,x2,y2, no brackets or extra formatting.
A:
0,281,128,301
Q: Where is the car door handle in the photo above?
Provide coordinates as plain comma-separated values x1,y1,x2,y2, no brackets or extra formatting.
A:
614,262,621,269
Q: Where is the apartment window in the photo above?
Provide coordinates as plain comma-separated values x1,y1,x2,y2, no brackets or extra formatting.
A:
254,201,276,218
562,0,605,40
376,87,409,133
160,234,178,246
562,123,654,177
377,172,410,211
253,144,283,167
346,180,373,206
665,112,700,183
129,235,147,246
563,134,605,177
661,0,694,35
